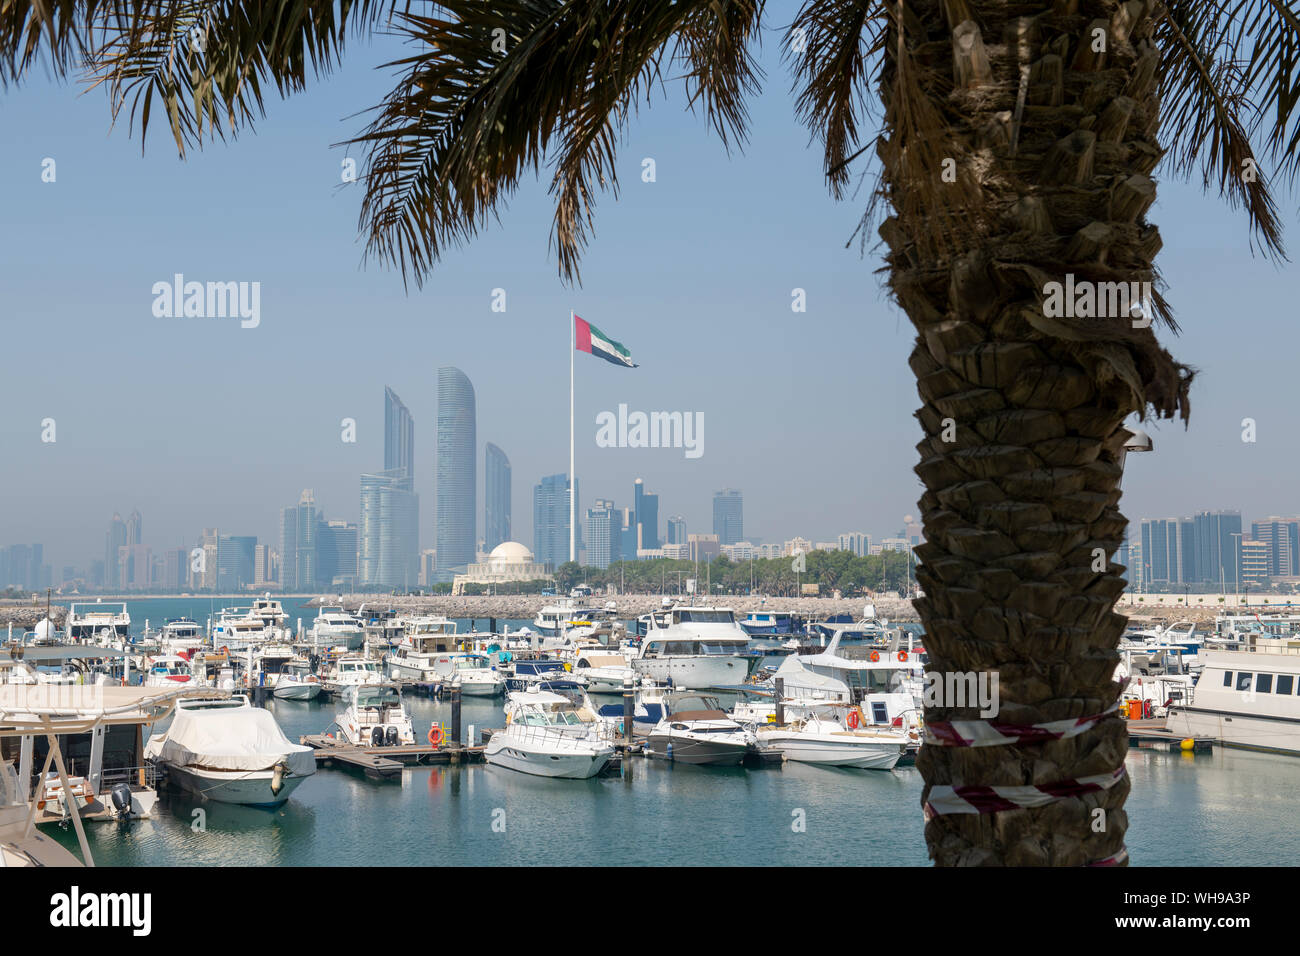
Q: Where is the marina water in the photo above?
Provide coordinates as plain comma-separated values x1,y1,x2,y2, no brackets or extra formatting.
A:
42,599,1300,866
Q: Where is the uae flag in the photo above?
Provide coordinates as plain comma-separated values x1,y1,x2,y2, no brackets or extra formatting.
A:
575,315,638,368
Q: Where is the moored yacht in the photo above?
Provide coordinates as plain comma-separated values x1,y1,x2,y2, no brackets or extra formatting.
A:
1167,645,1300,755
533,599,601,637
486,690,614,778
752,710,907,769
65,601,130,645
144,695,316,806
386,617,458,682
334,684,414,747
645,691,755,765
631,606,754,688
311,607,365,650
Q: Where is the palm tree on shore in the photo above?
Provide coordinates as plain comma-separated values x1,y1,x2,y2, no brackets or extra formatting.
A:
4,0,1297,864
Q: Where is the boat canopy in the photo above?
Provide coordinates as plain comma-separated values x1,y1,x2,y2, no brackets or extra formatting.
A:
147,698,314,775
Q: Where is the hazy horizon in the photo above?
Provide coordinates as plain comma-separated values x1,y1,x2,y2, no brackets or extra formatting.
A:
3,33,1298,572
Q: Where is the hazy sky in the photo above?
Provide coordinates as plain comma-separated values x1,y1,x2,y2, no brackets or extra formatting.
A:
2,29,1298,570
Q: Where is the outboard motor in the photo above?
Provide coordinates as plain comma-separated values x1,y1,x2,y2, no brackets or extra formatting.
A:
109,783,133,819
385,726,399,747
371,726,385,747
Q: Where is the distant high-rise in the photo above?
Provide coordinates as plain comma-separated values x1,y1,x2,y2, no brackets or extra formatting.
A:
586,499,616,570
361,387,420,591
279,507,298,590
295,490,317,590
217,536,257,591
105,514,127,589
484,443,512,552
534,474,578,569
436,368,476,579
1252,517,1300,578
713,489,743,545
1194,510,1242,589
360,469,419,591
317,520,359,590
126,509,143,546
384,386,415,489
666,515,687,546
633,479,659,551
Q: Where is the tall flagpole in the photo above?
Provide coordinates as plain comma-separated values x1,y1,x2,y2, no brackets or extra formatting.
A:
569,310,576,564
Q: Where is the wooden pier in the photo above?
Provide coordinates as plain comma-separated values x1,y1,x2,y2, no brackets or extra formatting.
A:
299,734,484,780
1126,719,1214,753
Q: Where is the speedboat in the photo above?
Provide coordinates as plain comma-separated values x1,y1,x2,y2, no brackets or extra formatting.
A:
335,684,414,747
573,652,637,694
485,690,614,778
533,599,601,636
144,696,315,806
142,654,193,687
632,606,755,688
325,657,385,695
439,653,506,697
272,660,322,701
752,713,906,769
646,691,755,765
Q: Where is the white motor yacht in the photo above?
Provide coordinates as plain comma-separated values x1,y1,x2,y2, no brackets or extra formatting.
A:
486,690,614,778
632,607,755,688
273,660,322,701
65,601,131,645
335,684,414,747
646,691,756,765
144,696,315,806
386,617,458,681
753,712,906,769
311,607,365,650
573,651,637,694
1167,645,1300,755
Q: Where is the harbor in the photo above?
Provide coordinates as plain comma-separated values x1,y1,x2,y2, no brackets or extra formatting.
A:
1,595,1298,867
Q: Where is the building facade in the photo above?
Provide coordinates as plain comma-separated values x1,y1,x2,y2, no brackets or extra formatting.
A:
436,367,477,579
485,442,511,552
712,489,743,545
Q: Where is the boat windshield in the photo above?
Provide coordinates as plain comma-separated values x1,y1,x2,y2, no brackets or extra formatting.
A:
354,687,399,708
671,694,722,712
519,705,584,727
455,656,489,670
674,610,735,624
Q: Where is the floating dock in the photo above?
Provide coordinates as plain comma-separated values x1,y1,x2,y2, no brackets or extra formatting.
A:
299,735,484,780
1126,718,1214,753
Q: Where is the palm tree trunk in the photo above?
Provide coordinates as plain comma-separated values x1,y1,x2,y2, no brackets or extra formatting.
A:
882,0,1191,865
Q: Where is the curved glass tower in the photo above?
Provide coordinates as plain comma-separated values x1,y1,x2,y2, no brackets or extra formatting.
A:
436,367,476,578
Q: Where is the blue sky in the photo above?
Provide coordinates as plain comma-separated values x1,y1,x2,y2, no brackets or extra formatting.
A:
1,26,1297,569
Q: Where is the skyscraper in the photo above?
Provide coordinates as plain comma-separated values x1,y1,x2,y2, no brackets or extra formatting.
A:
485,443,512,552
384,386,415,488
317,519,359,590
295,490,317,590
360,469,419,590
633,479,659,551
126,509,143,546
666,515,687,545
105,513,127,589
436,367,476,579
713,489,743,545
586,499,616,569
361,388,420,591
534,473,578,569
217,536,257,591
1252,517,1300,578
1194,510,1243,589
279,506,298,589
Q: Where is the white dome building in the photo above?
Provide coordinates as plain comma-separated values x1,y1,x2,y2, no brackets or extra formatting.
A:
452,542,549,594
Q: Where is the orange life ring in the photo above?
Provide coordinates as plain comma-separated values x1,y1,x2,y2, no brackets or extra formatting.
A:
897,650,908,662
869,651,880,662
847,709,860,729
428,725,443,747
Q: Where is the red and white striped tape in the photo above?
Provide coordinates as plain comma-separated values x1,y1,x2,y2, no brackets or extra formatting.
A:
925,701,1120,748
923,765,1127,816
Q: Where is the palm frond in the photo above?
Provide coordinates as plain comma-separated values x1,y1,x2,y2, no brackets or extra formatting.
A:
0,0,98,81
1157,0,1286,257
786,0,883,198
350,0,763,287
1223,0,1300,187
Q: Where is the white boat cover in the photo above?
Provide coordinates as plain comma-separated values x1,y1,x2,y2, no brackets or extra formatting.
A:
145,702,315,776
